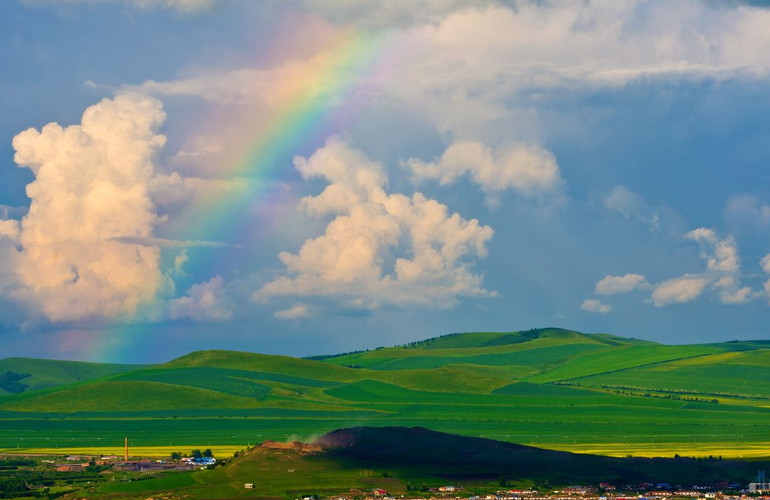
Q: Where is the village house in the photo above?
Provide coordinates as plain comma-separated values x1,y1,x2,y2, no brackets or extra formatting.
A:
55,463,87,472
673,491,702,497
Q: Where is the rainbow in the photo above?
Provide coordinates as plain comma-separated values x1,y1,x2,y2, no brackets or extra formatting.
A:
54,324,153,364
53,25,406,363
35,24,403,363
170,27,394,246
72,27,401,363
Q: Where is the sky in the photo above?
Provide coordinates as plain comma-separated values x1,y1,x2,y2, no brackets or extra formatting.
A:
2,0,770,363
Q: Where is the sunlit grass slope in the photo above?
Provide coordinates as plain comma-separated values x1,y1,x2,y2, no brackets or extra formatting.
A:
0,381,269,411
165,350,364,382
0,357,148,395
0,328,768,458
572,348,770,398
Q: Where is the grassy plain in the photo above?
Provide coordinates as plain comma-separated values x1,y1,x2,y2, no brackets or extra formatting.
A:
0,328,768,459
549,442,770,459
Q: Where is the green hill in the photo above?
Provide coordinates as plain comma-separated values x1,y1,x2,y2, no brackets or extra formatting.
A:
0,328,768,459
320,328,664,374
0,357,148,395
164,350,363,382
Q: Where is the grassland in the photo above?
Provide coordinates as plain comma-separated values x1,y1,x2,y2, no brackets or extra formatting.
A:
0,328,768,459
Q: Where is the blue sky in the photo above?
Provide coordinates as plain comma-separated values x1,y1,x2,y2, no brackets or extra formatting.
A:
2,0,770,362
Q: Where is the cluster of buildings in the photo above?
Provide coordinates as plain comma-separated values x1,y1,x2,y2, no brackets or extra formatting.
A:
179,457,216,466
33,451,217,473
43,454,114,472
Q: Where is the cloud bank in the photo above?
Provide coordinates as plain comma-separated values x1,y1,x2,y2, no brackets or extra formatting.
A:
5,94,170,322
21,0,215,13
595,274,648,295
122,1,770,147
255,136,494,309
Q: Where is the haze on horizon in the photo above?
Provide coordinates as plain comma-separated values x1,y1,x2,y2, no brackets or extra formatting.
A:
2,0,770,363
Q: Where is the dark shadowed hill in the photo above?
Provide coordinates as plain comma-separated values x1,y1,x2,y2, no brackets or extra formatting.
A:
314,426,768,485
314,426,557,462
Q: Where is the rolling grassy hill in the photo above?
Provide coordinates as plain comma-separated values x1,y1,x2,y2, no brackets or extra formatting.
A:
0,357,149,395
0,328,768,458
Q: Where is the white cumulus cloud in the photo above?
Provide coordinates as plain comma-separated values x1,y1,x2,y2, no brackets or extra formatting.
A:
0,220,21,243
173,249,189,277
254,136,494,309
6,93,170,322
686,227,740,273
595,273,648,295
595,226,761,309
168,275,232,321
580,298,612,314
761,254,770,275
713,276,753,305
274,303,312,320
405,141,562,200
651,276,709,307
684,228,756,304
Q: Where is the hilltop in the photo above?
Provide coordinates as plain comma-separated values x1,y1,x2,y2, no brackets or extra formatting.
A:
0,328,768,459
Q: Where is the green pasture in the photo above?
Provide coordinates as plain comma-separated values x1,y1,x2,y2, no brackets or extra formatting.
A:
330,343,608,372
99,471,197,493
574,353,770,399
1,328,769,459
0,395,767,458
